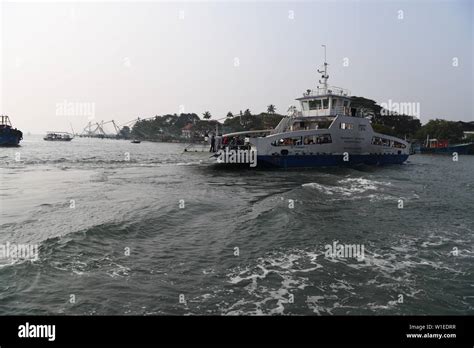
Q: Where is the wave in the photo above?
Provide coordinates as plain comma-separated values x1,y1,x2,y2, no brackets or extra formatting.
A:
302,177,392,198
223,249,323,315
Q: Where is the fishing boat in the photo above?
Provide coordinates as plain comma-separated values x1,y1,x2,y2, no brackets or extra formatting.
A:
420,138,474,155
0,115,23,146
212,48,410,168
43,131,73,141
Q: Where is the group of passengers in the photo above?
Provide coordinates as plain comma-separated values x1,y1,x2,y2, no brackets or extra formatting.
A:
372,137,391,147
210,135,249,152
304,137,329,145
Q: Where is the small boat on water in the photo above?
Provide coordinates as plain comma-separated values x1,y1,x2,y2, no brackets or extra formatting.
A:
131,139,141,143
211,49,410,168
420,138,474,155
43,131,73,141
0,115,23,146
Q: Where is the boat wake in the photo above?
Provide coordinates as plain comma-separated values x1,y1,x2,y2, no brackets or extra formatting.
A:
302,177,393,200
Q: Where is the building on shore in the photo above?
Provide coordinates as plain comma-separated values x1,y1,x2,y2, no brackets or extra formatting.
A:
181,123,194,139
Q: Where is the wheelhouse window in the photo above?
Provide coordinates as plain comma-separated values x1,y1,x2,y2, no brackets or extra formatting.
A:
303,134,332,145
271,136,302,146
322,98,329,109
340,122,354,130
309,100,322,110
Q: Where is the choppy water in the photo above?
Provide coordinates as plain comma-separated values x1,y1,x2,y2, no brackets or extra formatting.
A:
0,135,472,315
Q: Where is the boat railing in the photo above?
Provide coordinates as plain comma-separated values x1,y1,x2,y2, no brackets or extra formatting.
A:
303,86,351,97
0,115,12,127
271,117,293,135
332,106,347,115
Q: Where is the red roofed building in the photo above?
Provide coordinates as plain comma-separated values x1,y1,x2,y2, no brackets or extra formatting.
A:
181,123,193,139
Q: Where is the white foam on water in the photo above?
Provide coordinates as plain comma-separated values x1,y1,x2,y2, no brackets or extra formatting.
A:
224,249,324,315
367,193,395,202
339,177,391,189
306,295,339,315
0,258,29,269
302,177,392,198
107,263,130,278
228,264,270,285
176,161,203,166
302,182,336,195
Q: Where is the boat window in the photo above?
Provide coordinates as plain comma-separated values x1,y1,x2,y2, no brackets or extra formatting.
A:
303,134,332,145
322,98,329,109
343,100,349,107
313,120,332,129
372,136,391,146
340,122,353,130
358,125,366,131
372,136,382,145
271,136,302,146
393,141,406,149
332,98,338,107
302,101,309,111
309,100,322,110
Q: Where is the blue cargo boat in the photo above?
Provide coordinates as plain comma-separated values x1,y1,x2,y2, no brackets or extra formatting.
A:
0,115,23,146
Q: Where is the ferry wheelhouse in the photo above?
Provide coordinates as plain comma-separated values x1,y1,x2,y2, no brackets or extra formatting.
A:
215,52,410,168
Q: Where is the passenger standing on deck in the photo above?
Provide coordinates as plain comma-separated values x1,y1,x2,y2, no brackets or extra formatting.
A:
210,135,216,152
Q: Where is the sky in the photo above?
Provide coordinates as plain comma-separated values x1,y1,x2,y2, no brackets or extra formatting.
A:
1,0,473,134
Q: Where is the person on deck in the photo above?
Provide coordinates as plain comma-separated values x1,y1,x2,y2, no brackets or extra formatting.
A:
210,135,216,152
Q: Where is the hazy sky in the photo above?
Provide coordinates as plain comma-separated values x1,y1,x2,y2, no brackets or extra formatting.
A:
1,0,473,133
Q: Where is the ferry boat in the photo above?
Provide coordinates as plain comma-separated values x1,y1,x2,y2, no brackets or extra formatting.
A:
213,51,410,168
43,131,73,141
0,115,23,146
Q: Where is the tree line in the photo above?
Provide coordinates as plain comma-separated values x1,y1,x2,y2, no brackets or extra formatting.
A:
130,99,473,144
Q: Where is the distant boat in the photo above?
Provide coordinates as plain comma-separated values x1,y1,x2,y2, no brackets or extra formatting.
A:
131,139,141,143
420,138,474,155
0,115,23,146
44,131,73,141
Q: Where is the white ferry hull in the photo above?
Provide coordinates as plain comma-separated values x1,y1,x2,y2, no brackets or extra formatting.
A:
214,115,410,168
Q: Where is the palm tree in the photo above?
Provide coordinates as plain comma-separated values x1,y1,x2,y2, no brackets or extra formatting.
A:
202,111,211,120
267,104,276,114
226,111,233,118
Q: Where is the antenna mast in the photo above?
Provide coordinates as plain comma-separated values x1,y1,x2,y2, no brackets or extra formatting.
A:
317,44,329,92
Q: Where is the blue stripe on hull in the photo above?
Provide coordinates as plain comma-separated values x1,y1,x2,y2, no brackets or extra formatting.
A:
257,154,409,168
